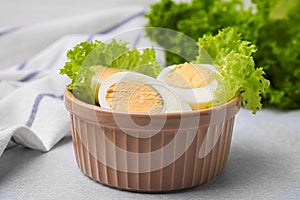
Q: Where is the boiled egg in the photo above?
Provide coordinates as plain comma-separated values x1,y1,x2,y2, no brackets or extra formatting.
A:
90,65,122,103
98,71,191,113
157,63,217,110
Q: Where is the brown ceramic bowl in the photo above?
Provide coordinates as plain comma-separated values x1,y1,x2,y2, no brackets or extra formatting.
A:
64,89,240,192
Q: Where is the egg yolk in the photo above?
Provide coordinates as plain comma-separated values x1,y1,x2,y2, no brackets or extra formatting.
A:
91,65,122,80
105,80,163,113
164,63,214,89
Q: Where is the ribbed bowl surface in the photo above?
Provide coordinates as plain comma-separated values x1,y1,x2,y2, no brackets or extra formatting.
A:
64,90,240,192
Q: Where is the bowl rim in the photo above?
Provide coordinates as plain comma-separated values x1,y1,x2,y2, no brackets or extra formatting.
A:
64,89,241,118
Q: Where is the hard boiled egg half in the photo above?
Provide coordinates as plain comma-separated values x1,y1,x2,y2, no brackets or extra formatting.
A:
157,63,218,110
98,71,191,113
90,65,122,103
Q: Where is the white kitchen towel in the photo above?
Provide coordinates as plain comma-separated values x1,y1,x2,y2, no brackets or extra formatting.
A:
0,6,155,157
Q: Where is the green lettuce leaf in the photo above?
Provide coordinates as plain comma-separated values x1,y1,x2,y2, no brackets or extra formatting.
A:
60,39,161,104
145,0,300,110
194,28,270,113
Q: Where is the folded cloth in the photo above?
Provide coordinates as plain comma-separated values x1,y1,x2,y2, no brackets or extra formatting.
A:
0,6,154,157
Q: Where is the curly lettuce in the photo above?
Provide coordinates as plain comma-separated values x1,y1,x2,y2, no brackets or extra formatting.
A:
194,28,270,113
60,39,161,104
145,0,300,110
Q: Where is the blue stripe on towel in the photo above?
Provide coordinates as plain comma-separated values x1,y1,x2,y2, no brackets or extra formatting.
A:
26,93,64,128
19,71,40,82
98,10,146,34
0,26,21,37
87,10,146,42
18,61,27,70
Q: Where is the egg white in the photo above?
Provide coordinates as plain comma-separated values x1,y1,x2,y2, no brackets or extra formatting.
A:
90,66,122,104
157,64,218,110
98,71,192,113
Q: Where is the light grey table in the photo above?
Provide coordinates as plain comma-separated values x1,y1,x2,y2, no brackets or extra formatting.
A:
1,108,299,200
